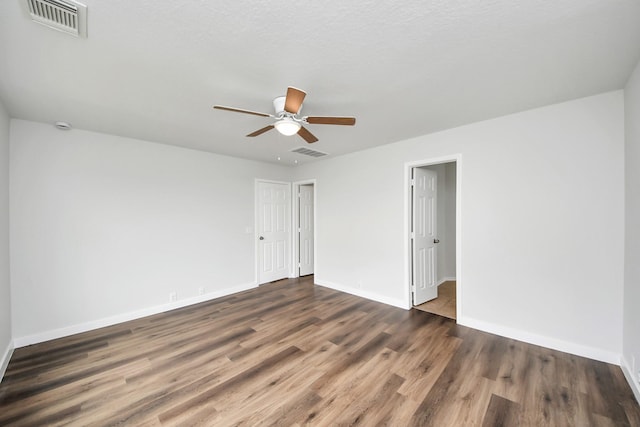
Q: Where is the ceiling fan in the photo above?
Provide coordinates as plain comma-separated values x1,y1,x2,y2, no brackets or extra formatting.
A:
213,87,356,143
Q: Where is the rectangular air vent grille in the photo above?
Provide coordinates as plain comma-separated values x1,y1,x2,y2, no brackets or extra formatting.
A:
27,0,87,37
291,147,329,158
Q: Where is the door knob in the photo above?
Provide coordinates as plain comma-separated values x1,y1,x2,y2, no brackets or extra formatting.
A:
433,239,440,243
259,236,264,240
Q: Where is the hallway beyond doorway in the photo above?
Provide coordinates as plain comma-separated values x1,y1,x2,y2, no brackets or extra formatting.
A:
413,280,456,319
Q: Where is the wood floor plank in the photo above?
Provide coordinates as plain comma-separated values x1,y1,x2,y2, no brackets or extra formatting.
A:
211,354,325,425
157,346,303,425
410,325,487,424
395,332,461,402
330,371,405,425
0,275,638,426
482,394,521,427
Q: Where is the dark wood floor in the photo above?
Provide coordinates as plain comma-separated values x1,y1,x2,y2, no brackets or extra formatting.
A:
1,276,638,426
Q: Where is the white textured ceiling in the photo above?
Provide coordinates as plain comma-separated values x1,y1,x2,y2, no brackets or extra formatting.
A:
1,1,639,165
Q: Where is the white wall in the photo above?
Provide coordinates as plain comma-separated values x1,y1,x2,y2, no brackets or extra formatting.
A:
10,120,290,343
443,162,456,280
422,163,456,284
293,91,625,363
0,99,12,380
623,60,640,399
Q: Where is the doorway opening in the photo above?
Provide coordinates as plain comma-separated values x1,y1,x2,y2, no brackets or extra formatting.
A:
293,180,316,278
406,156,461,320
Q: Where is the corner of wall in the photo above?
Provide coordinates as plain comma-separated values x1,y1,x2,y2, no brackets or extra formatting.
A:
315,279,410,310
0,98,11,384
623,54,640,406
622,356,640,404
0,340,13,383
438,277,456,286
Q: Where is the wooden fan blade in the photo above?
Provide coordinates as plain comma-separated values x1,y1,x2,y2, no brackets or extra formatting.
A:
297,126,318,143
284,87,306,114
214,105,271,117
306,116,356,126
247,125,274,137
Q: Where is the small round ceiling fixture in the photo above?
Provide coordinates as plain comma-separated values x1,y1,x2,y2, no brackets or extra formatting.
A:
54,121,72,130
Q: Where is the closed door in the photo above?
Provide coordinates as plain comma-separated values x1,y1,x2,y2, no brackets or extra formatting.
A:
299,184,314,276
412,167,438,305
258,181,291,284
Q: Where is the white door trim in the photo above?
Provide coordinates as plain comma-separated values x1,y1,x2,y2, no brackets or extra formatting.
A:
292,179,317,278
404,155,462,320
255,179,293,285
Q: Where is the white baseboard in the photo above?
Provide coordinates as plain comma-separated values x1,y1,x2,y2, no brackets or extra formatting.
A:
13,281,257,348
438,277,456,286
315,279,408,310
315,281,619,366
458,315,620,365
622,356,640,404
1,340,14,383
320,280,619,366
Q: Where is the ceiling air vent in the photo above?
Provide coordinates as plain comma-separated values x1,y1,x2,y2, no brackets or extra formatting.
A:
291,147,329,158
26,0,87,37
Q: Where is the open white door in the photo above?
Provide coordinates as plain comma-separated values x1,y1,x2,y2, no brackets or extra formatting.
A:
299,184,314,276
258,181,291,284
412,167,438,305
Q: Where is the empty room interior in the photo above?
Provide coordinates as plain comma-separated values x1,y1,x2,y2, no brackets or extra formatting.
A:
1,0,640,425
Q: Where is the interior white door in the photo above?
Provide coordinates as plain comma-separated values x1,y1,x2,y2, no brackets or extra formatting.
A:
299,185,314,276
258,181,291,284
412,167,438,305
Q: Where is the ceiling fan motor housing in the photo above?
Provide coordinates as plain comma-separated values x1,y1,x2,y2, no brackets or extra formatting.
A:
273,96,302,115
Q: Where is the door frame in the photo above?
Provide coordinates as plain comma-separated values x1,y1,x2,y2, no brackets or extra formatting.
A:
404,155,462,320
292,179,317,278
255,179,293,285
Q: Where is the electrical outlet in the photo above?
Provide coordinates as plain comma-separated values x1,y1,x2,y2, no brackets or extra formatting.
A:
169,292,177,302
198,287,205,295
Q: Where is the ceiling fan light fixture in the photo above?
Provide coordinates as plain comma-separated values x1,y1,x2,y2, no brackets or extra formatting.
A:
274,118,301,136
213,86,355,143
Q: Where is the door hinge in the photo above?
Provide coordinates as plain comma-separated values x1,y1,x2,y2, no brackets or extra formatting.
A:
411,178,415,186
411,232,415,239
